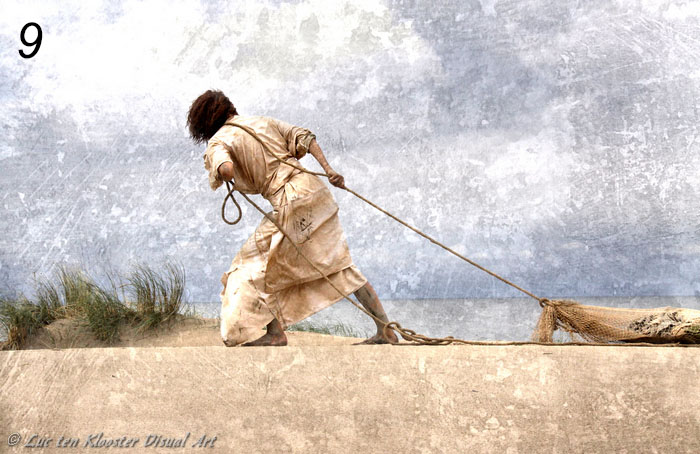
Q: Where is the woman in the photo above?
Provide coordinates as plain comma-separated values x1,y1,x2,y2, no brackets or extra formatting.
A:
187,90,398,346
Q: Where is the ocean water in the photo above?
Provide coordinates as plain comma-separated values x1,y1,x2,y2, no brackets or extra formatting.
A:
195,296,700,341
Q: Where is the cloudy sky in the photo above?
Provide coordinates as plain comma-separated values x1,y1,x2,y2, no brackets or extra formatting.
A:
2,0,700,303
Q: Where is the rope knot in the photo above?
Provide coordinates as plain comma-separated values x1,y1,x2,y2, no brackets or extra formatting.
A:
538,298,564,308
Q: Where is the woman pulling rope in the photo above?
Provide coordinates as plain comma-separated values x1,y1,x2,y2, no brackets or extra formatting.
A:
186,90,398,346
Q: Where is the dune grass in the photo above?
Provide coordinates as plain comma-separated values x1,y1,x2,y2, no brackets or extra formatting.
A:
0,261,192,350
0,296,57,350
127,262,186,331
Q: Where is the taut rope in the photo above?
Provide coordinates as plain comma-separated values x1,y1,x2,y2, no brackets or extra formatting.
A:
220,121,556,345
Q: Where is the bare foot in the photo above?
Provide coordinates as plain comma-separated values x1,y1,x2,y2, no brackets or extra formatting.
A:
352,282,400,345
242,331,288,347
352,331,399,345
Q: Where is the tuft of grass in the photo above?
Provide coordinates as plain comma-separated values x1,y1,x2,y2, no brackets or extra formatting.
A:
287,320,366,338
0,294,58,350
54,265,130,343
57,266,99,318
34,279,62,321
83,287,130,343
127,261,185,332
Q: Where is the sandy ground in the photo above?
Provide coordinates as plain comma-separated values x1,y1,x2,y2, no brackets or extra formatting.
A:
20,316,362,349
2,341,700,453
3,317,700,452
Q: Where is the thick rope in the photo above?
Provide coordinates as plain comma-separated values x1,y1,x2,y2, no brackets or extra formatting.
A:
223,122,551,301
225,185,698,347
219,121,559,345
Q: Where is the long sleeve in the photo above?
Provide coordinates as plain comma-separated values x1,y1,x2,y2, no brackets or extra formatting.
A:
272,117,316,160
203,139,234,191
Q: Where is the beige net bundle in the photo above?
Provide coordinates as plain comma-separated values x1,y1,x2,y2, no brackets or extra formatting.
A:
532,299,700,344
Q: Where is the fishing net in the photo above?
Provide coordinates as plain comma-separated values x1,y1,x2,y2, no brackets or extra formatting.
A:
532,299,700,344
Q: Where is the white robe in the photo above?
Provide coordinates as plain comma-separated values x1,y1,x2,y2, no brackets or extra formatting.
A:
203,114,367,345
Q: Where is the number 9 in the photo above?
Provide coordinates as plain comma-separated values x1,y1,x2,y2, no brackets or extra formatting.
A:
19,22,42,59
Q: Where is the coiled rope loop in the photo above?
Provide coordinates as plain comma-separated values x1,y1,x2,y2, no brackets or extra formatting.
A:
221,185,243,225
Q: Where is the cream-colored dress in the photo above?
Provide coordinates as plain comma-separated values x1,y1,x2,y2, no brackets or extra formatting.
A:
204,115,367,345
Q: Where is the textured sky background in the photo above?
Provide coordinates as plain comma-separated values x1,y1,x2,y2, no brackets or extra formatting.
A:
1,0,700,302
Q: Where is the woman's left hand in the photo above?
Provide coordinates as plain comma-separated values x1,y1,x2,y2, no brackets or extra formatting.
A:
327,170,345,189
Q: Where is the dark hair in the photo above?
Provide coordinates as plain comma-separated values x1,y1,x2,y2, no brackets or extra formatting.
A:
186,90,238,144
